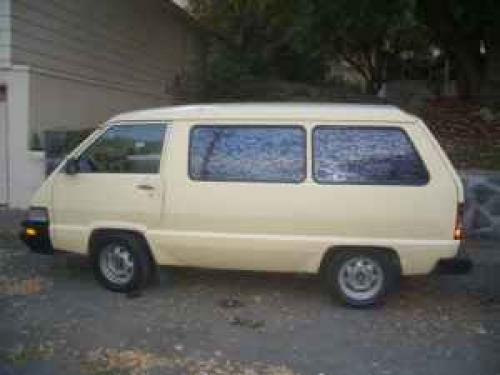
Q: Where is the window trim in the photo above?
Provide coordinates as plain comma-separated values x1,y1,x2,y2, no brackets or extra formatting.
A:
311,125,430,186
75,122,168,175
188,124,307,184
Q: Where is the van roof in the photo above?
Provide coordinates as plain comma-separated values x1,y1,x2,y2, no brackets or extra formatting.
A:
109,103,416,123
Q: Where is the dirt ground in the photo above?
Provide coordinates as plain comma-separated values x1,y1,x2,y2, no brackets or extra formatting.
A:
1,211,499,375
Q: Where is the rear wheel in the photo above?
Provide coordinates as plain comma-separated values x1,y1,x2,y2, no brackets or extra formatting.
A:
91,233,152,293
324,250,399,307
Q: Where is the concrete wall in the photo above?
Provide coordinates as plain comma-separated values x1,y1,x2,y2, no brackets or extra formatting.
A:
0,90,7,204
0,66,45,208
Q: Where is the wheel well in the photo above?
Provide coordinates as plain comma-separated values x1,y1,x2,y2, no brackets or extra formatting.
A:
318,246,402,277
88,229,157,268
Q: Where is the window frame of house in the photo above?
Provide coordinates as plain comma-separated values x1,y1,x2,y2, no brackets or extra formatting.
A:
188,124,307,184
311,125,430,186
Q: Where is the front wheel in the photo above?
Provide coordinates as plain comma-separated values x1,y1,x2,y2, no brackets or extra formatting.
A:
325,250,400,307
91,233,152,293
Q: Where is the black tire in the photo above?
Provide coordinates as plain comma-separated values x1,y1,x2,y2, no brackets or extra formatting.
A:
90,232,153,293
324,250,400,307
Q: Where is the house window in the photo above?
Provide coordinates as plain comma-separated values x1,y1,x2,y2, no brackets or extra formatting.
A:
189,125,306,183
78,124,166,174
313,126,429,185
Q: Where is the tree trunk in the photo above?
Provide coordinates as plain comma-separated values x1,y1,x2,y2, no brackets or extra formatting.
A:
452,40,483,99
365,79,382,95
365,49,385,96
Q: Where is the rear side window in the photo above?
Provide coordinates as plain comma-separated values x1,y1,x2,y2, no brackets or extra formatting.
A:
189,126,306,183
313,127,429,185
78,124,166,174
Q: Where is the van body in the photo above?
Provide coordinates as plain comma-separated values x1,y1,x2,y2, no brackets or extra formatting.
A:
21,104,464,306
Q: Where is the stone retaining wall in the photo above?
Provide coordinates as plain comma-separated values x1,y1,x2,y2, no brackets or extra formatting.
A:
462,170,500,239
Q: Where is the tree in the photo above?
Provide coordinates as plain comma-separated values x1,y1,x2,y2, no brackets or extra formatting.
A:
310,0,420,94
189,0,428,95
189,0,324,87
417,0,499,99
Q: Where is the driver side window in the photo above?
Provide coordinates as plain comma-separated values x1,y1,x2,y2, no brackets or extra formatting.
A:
78,124,166,174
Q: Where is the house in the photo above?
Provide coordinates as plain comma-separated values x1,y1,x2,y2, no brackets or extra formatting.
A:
0,0,205,208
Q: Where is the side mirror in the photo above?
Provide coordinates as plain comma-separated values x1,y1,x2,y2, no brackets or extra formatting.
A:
64,157,80,175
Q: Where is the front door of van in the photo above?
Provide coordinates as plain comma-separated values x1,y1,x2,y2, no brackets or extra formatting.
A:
50,123,168,252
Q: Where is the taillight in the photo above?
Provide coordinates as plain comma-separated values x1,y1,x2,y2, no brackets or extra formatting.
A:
454,203,465,240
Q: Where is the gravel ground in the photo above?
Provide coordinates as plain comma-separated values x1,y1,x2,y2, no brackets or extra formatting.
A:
0,210,499,375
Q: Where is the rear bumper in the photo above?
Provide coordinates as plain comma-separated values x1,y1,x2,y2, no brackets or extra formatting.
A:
435,245,473,274
19,220,54,254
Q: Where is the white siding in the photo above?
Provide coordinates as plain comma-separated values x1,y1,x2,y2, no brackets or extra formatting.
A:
29,70,167,134
0,0,10,67
11,0,204,98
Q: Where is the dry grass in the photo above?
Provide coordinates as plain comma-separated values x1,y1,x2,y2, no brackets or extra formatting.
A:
0,277,45,295
83,348,302,375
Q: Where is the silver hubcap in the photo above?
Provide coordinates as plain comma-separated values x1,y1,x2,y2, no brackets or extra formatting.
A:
99,244,135,285
338,256,384,301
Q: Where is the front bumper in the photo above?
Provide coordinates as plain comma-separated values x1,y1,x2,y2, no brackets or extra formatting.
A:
19,220,54,254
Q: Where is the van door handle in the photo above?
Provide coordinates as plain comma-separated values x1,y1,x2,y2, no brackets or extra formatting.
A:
136,184,155,191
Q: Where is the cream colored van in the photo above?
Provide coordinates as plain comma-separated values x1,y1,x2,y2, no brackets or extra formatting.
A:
21,104,464,306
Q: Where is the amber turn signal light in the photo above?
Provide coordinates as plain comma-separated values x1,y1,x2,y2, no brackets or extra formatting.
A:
454,227,464,241
454,203,465,240
25,227,38,237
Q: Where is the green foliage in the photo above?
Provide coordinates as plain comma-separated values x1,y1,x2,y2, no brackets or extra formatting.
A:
191,0,500,97
310,0,423,93
416,0,500,97
190,0,327,90
417,0,498,40
190,0,425,95
4,345,52,366
30,132,43,151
